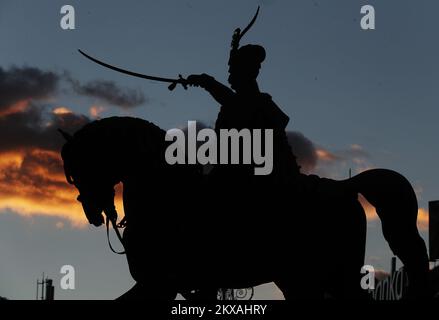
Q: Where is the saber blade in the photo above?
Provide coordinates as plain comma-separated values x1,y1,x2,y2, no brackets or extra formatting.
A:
77,49,187,90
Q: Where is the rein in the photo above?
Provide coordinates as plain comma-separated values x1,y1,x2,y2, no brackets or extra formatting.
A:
105,215,127,255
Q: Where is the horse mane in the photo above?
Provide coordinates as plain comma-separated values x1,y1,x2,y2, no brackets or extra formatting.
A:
72,116,166,141
61,117,167,183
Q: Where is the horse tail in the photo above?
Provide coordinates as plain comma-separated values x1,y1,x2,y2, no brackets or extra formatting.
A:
343,168,431,298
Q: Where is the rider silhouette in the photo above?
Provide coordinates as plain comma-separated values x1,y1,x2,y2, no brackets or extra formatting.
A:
187,44,300,186
184,43,303,300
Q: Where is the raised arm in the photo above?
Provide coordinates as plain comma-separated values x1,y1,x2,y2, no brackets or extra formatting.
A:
186,74,235,106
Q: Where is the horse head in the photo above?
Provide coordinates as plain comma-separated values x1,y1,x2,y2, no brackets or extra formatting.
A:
59,121,121,227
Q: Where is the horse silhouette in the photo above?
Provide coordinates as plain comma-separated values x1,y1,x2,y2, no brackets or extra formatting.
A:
60,116,430,299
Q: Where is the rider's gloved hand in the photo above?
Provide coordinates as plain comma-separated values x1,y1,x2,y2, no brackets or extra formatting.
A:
186,73,214,88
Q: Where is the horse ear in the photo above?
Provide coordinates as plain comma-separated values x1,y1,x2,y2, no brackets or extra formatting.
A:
58,128,73,142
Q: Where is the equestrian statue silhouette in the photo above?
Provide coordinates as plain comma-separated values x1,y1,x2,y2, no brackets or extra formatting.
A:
61,7,430,299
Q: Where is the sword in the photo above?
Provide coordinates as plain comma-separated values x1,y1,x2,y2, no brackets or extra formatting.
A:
78,7,260,91
78,49,188,91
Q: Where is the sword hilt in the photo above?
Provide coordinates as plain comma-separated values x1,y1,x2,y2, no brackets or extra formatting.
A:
168,74,188,91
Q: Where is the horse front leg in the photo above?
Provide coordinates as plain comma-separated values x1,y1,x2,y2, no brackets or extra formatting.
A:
180,288,219,301
117,282,177,300
121,226,178,300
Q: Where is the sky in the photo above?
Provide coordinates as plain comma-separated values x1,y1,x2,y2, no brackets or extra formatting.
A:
0,0,438,299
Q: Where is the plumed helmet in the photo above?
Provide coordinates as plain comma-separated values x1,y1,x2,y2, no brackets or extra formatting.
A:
234,44,266,67
229,44,266,80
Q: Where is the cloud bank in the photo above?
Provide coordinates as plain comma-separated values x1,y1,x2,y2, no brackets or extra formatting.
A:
0,65,428,230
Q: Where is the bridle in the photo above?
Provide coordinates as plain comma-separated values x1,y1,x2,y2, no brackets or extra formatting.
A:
105,212,127,255
76,186,127,255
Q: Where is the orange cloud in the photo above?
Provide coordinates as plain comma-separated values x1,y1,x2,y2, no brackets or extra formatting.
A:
0,149,125,227
0,194,84,227
0,99,29,117
0,151,23,170
359,194,378,220
89,105,106,118
0,149,82,225
316,148,338,162
53,107,72,115
417,208,429,232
